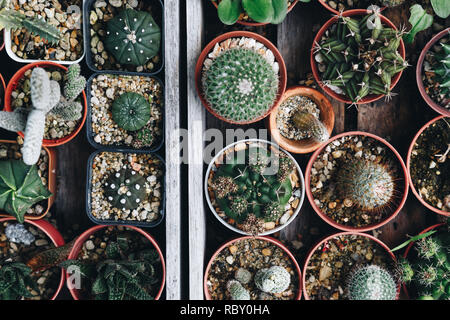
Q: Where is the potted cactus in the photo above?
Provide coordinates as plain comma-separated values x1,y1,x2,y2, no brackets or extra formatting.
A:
0,217,65,300
1,62,87,153
305,131,408,232
205,139,304,236
85,0,163,74
87,72,164,151
311,9,407,105
63,225,165,300
204,236,302,300
195,31,287,124
303,231,399,300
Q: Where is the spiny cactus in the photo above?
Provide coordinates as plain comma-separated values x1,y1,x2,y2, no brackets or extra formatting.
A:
263,203,282,222
347,265,397,300
0,160,52,223
105,9,161,66
0,261,38,300
431,40,450,103
314,10,408,103
336,158,395,212
227,280,250,300
104,168,147,211
112,92,151,131
0,108,28,132
235,268,252,284
292,111,329,143
254,266,291,294
202,47,279,123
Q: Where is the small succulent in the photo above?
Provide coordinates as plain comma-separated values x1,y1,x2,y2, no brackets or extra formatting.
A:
291,111,329,143
0,160,52,223
26,240,75,272
104,168,147,211
254,266,291,294
202,47,279,123
0,261,38,300
112,92,151,131
5,223,35,245
227,280,250,300
105,8,161,66
431,40,450,104
235,268,252,284
347,265,397,300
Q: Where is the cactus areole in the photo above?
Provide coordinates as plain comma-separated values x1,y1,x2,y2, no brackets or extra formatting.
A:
105,9,161,66
112,92,151,131
104,168,147,211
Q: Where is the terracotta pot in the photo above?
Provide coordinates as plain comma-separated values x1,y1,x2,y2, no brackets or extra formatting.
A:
204,235,302,300
211,0,299,26
195,31,287,124
0,139,56,220
0,30,4,52
0,72,5,108
66,225,166,300
267,86,335,154
402,223,446,299
302,231,399,300
416,27,450,117
317,1,386,15
406,115,450,217
0,217,65,300
305,131,409,232
310,9,405,104
3,61,87,147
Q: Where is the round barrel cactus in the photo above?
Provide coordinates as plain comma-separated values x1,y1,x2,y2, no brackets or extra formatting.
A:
112,92,151,131
347,265,397,300
105,8,161,66
104,168,147,211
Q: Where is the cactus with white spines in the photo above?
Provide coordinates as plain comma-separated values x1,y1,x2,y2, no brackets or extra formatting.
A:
254,266,291,294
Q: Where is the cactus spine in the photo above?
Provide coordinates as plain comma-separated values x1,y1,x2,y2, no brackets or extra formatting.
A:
254,266,291,294
227,280,251,300
292,111,329,143
347,265,397,300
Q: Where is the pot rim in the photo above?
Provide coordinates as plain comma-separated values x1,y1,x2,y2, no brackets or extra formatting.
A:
316,0,387,15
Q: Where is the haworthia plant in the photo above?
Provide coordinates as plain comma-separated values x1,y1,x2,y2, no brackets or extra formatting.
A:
0,262,39,300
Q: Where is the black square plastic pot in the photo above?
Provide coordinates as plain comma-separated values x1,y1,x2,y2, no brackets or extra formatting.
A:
86,71,165,152
83,0,164,75
86,148,165,228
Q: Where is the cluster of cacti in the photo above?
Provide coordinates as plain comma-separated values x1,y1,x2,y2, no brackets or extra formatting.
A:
336,158,395,212
210,146,294,225
314,10,408,103
5,223,35,245
292,111,329,143
347,264,397,300
105,8,161,66
202,47,279,123
0,261,38,300
431,40,450,102
217,0,289,25
111,92,151,131
254,266,291,294
0,160,52,223
103,168,147,211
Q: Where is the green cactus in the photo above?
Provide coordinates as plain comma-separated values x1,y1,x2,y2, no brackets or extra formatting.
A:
314,11,408,103
0,261,39,300
431,40,450,103
104,168,147,211
227,280,250,300
263,203,282,222
292,111,329,143
336,158,395,212
347,265,397,300
202,47,279,123
104,9,161,66
254,266,291,294
0,160,52,223
112,92,151,132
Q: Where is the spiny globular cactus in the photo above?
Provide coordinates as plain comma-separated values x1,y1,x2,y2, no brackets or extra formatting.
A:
202,47,279,123
104,168,147,211
314,10,408,104
347,265,397,300
111,92,151,131
227,280,250,300
336,158,395,212
292,111,329,143
105,9,161,66
254,266,291,294
432,40,450,104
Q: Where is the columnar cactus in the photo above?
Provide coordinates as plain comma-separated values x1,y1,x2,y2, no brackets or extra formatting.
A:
105,9,161,66
347,265,397,300
292,111,329,143
104,168,147,211
227,280,250,300
254,266,291,294
111,92,151,131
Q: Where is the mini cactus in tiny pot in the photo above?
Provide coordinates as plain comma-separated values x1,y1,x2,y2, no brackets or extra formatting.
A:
347,265,397,300
227,280,250,300
111,92,151,132
254,266,291,294
292,110,329,143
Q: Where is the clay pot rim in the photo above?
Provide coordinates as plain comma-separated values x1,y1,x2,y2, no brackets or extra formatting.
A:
316,0,387,15
416,27,450,117
302,230,399,300
305,131,409,232
0,217,65,300
195,31,287,125
406,115,450,216
3,61,87,147
310,9,406,104
66,224,166,300
203,235,302,300
267,85,335,154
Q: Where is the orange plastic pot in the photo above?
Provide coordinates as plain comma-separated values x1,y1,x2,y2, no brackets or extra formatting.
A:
310,9,405,104
267,85,335,154
302,231,399,300
204,235,302,300
0,217,65,300
406,115,450,216
0,139,56,220
66,225,166,300
3,61,87,147
305,131,409,232
416,27,450,117
211,0,299,26
195,31,287,125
